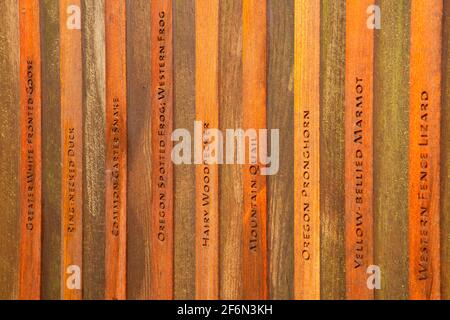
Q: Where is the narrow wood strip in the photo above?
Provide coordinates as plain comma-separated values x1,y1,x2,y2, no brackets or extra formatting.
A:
105,0,127,300
320,0,346,300
173,0,196,300
0,0,20,300
82,0,106,300
195,0,220,300
219,0,243,300
18,0,42,300
40,0,62,300
150,0,174,300
408,0,443,300
294,0,320,300
442,0,450,301
60,0,83,300
267,0,294,300
242,0,268,300
126,0,152,300
345,0,374,300
373,0,410,300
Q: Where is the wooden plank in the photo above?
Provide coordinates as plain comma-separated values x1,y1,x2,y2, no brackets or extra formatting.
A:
40,0,62,300
345,0,374,300
219,0,243,300
126,0,152,300
82,0,105,300
294,0,320,300
60,0,83,300
18,0,42,300
0,0,20,300
195,0,220,300
150,0,174,300
442,0,450,301
173,0,196,300
267,0,294,300
320,0,346,300
105,0,127,300
373,0,410,300
408,0,443,300
242,0,268,300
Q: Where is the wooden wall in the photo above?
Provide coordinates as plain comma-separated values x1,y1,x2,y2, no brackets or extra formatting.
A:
0,0,448,300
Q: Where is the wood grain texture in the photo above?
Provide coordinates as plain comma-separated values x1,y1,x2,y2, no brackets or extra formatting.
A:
320,0,346,300
219,0,243,300
105,0,127,300
81,0,106,300
345,0,374,300
150,0,174,300
243,0,268,300
267,0,294,300
373,0,410,300
173,0,196,300
294,0,320,300
60,0,83,300
40,0,62,300
195,0,220,300
0,0,20,300
126,0,152,300
18,0,42,300
442,0,450,301
408,0,442,300
267,0,294,301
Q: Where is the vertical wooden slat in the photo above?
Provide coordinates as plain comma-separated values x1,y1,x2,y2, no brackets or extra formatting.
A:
320,0,346,300
373,0,410,300
127,0,152,300
345,0,374,300
82,0,105,300
41,0,62,300
219,0,243,300
150,0,174,300
0,0,20,300
18,0,42,300
442,0,450,301
126,0,152,300
60,0,83,300
242,0,268,300
195,0,220,300
267,0,294,300
294,0,320,300
105,0,127,300
173,0,196,300
408,0,442,300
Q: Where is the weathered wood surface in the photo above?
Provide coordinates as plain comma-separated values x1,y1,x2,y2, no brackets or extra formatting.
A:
40,0,62,300
320,0,346,300
126,0,152,300
81,0,105,301
0,0,20,300
373,0,410,300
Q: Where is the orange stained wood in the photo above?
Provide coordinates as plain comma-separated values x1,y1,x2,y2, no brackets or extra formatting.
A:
242,0,268,300
294,0,321,300
60,0,83,300
345,0,374,300
150,0,174,300
195,0,220,300
408,0,442,300
18,0,42,300
105,0,127,300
